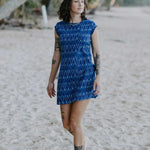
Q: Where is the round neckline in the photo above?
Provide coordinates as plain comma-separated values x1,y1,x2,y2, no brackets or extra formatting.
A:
66,19,86,26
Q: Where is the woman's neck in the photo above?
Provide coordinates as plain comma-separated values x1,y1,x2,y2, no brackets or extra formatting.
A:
69,12,82,23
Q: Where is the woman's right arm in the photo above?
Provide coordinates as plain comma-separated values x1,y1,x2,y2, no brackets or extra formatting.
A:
47,30,61,98
48,30,61,83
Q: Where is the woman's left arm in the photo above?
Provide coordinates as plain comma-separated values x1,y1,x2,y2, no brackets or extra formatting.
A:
91,27,101,95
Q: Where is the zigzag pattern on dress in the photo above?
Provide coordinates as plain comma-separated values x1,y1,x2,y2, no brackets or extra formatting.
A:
55,19,98,105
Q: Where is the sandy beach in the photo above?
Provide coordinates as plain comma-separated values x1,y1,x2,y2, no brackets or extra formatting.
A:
0,6,150,150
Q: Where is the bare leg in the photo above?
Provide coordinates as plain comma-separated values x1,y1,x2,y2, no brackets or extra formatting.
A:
60,103,73,135
69,99,90,150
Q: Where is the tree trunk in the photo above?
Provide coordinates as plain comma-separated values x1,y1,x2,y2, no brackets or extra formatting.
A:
0,0,27,20
47,0,57,15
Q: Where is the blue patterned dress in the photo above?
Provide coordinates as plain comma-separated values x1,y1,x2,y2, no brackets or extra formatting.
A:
55,19,98,105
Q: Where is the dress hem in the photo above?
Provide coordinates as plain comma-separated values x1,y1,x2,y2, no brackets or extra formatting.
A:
57,95,98,105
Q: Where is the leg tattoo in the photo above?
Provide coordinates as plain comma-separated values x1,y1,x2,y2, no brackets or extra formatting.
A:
60,107,65,120
60,106,74,135
74,145,83,150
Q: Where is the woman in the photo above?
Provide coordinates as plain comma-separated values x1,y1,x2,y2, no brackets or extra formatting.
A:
47,0,101,149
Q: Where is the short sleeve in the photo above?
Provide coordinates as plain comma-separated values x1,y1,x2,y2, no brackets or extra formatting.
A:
54,22,60,36
91,21,98,35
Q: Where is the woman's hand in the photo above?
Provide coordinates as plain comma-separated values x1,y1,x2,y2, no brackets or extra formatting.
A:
93,76,101,96
47,81,56,98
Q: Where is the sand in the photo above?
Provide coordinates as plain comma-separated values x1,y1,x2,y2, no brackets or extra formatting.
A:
0,6,150,150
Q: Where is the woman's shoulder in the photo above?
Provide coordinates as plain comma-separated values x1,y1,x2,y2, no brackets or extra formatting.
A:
55,20,64,27
54,20,68,36
84,19,97,25
84,19,98,35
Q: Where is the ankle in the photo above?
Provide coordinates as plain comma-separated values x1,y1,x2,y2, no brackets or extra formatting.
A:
74,145,83,150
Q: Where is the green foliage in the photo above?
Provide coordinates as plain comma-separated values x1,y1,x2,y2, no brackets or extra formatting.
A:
52,0,63,12
49,0,99,14
25,0,41,10
87,0,97,4
13,0,41,19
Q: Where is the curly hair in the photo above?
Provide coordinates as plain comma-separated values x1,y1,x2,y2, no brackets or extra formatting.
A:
57,0,88,22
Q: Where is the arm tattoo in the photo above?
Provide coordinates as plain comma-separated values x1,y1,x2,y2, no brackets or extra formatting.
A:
54,36,60,51
94,53,101,75
52,37,60,64
91,41,101,75
52,59,56,64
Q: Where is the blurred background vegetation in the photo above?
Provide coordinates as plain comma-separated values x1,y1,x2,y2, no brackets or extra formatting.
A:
0,0,150,27
0,0,150,19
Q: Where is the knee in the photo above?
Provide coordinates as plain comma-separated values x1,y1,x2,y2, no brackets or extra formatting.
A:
63,123,70,131
70,118,81,133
